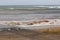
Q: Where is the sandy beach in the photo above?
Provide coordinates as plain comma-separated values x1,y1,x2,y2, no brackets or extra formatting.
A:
0,29,60,40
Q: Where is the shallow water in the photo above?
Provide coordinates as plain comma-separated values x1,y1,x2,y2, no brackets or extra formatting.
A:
0,10,60,21
0,9,60,29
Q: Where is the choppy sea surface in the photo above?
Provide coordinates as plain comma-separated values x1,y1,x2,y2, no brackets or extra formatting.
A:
0,5,60,21
0,5,60,29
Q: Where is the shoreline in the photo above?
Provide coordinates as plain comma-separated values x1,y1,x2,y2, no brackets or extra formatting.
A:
0,19,60,30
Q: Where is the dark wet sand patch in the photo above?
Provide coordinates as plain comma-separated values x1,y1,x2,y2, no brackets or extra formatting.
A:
0,29,60,40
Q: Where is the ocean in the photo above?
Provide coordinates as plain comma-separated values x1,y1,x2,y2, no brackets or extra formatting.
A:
0,5,60,21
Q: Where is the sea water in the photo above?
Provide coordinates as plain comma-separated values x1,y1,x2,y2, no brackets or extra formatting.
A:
0,5,60,29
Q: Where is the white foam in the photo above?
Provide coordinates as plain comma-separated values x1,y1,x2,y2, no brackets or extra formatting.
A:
0,19,60,26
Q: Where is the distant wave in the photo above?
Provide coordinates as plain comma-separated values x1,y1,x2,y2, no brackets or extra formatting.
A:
8,8,15,10
7,8,42,10
0,5,60,10
0,6,60,10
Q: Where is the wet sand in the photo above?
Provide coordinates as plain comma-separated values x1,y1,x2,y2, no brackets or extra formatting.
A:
0,29,60,40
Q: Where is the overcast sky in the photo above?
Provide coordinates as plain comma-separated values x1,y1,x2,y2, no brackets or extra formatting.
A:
0,0,60,5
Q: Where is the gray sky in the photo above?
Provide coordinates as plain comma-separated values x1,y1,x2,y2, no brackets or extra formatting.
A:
0,0,60,5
